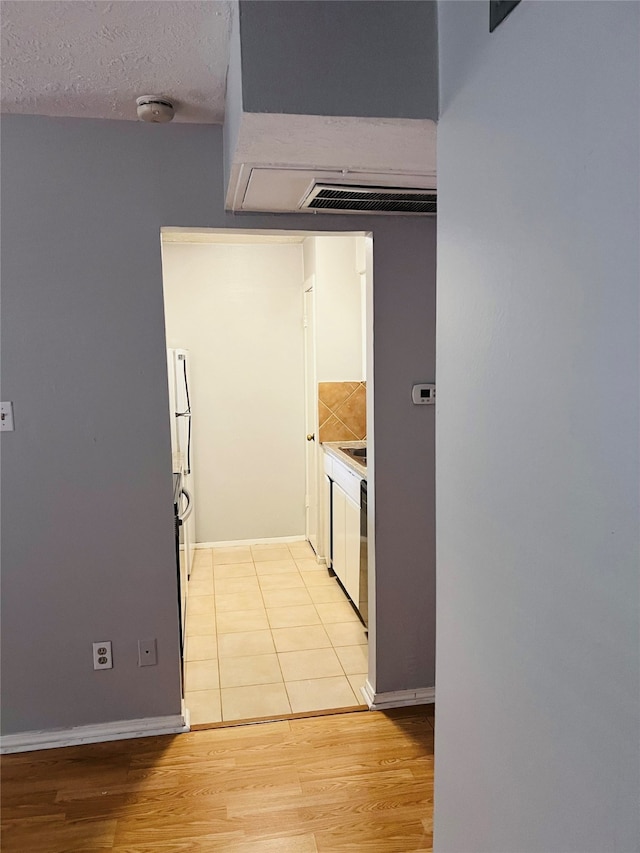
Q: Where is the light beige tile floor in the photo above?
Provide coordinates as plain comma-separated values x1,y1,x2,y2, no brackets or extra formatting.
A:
184,540,368,725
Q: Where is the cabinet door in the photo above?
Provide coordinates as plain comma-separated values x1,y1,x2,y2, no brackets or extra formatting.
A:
344,494,361,604
321,471,331,563
332,483,347,588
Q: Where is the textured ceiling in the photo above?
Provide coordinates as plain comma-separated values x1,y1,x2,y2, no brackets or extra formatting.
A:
0,1,232,123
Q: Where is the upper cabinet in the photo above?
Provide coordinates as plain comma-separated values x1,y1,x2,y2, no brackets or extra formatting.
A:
304,235,365,383
224,1,438,215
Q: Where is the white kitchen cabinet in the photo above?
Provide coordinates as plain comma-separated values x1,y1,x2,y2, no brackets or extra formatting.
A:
321,472,332,566
331,480,361,607
332,483,347,588
324,449,364,610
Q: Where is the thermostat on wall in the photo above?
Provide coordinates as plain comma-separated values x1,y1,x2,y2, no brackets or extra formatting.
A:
412,384,435,405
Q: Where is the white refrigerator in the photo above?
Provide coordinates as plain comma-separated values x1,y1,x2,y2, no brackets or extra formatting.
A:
167,347,196,579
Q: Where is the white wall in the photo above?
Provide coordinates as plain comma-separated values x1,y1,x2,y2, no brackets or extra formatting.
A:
162,241,306,543
435,2,640,851
312,236,364,382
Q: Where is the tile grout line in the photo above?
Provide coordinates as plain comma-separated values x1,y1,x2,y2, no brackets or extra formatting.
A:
279,544,298,714
213,559,222,718
290,547,358,707
187,552,219,706
278,547,312,688
256,551,291,719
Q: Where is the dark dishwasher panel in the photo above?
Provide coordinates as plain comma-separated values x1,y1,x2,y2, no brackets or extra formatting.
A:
359,480,368,628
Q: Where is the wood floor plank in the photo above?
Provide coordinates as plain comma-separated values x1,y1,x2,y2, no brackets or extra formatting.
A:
315,820,431,852
112,815,245,847
1,817,117,852
1,706,434,852
0,813,66,831
221,834,318,853
110,836,317,853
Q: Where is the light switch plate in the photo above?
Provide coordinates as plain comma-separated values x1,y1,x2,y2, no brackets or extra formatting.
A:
0,402,14,431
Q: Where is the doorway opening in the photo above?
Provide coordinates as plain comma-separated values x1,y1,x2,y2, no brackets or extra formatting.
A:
160,227,374,727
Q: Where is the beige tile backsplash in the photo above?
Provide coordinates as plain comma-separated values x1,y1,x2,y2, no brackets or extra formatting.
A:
318,382,366,442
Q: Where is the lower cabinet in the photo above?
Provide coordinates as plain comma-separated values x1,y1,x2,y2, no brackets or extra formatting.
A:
332,482,361,605
322,473,332,566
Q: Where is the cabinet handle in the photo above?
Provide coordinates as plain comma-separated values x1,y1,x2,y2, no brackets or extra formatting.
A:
306,434,315,441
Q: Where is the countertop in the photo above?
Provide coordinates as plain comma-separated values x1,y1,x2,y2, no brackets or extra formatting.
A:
322,440,367,478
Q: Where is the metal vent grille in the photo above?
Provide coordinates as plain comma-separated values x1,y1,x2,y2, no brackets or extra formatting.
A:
301,184,437,215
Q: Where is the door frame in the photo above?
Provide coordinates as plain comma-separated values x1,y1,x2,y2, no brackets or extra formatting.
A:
303,275,319,553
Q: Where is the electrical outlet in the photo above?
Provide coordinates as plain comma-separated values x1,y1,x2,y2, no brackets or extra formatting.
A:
93,641,112,670
138,638,157,667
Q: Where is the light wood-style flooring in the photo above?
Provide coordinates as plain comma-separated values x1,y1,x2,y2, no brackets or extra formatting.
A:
1,705,435,852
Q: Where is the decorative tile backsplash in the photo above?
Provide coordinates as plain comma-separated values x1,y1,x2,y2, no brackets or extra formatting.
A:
318,382,366,442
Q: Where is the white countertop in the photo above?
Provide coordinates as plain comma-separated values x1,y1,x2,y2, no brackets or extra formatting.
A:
322,441,367,478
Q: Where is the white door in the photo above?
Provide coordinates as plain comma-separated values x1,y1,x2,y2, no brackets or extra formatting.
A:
304,281,318,553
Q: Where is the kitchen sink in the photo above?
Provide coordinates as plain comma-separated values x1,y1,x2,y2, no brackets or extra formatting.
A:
340,446,367,465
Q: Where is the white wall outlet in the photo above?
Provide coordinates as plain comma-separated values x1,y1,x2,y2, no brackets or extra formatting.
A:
138,638,157,667
93,641,112,670
0,402,15,431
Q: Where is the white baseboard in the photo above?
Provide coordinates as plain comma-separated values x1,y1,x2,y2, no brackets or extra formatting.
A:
0,713,189,755
195,536,306,549
361,681,435,711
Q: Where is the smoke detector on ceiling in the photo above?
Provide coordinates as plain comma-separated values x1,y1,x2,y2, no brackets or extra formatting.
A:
136,96,175,123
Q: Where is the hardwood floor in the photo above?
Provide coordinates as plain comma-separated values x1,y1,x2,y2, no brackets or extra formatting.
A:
1,705,435,852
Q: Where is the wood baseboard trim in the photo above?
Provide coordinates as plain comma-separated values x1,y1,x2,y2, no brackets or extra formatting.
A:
0,713,189,755
195,536,306,548
361,681,435,710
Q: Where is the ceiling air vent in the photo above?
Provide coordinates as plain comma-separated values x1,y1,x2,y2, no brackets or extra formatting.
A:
300,184,437,215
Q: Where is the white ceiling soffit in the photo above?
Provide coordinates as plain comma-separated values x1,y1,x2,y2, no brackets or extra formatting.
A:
226,113,437,212
0,1,232,123
234,114,437,174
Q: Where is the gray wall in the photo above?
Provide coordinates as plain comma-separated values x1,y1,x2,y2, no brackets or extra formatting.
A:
0,118,219,732
0,115,436,735
239,0,438,120
435,2,640,851
371,221,436,692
